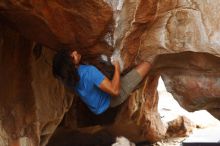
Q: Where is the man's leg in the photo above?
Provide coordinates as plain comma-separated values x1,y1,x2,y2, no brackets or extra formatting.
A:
110,61,152,107
135,61,151,78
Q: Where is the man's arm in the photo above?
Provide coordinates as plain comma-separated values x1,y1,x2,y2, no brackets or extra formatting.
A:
99,62,120,96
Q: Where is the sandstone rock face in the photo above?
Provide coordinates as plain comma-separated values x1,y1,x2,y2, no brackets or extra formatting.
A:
166,116,195,137
1,0,220,146
0,0,112,49
0,24,73,145
105,0,220,142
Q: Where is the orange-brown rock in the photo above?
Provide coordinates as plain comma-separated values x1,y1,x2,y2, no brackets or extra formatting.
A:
0,23,74,146
1,0,220,146
166,116,195,137
0,0,112,53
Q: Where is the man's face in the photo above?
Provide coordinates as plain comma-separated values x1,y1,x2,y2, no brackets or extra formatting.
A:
71,50,81,65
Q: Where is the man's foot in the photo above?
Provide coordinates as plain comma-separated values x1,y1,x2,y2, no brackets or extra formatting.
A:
136,48,157,64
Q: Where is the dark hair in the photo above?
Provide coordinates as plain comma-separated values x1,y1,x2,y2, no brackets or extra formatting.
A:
52,48,80,88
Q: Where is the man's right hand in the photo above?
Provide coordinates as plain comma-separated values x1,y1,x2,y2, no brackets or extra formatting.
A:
111,49,124,72
99,59,121,97
111,59,120,68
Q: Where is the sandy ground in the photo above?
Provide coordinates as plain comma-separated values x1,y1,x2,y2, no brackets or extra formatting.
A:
154,77,220,146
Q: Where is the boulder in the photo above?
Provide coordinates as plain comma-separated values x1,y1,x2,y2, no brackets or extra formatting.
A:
1,0,220,146
166,116,195,137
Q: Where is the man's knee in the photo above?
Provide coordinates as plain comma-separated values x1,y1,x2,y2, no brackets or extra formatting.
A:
135,61,152,78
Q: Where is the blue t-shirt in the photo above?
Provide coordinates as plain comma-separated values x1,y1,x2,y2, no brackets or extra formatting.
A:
74,65,111,115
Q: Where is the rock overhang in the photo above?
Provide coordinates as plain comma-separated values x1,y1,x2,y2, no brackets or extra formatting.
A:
1,0,220,145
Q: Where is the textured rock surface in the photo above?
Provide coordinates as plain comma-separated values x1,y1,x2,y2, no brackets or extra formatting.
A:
0,24,73,145
166,116,195,137
1,0,220,146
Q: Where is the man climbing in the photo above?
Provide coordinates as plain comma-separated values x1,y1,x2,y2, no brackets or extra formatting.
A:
52,49,152,115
